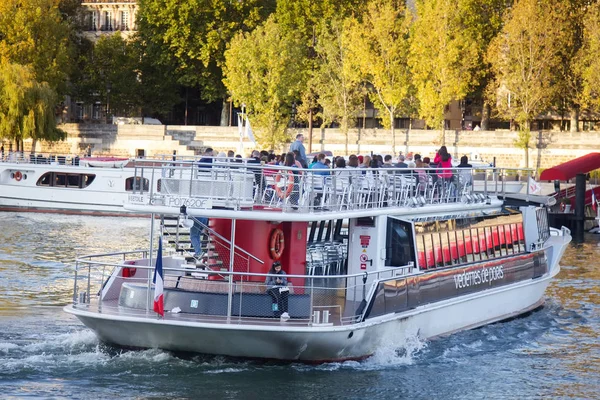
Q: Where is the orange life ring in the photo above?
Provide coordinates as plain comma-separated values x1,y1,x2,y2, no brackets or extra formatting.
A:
14,171,22,181
269,228,285,260
274,170,294,199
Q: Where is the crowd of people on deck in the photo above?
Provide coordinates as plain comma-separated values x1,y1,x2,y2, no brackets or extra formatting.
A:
197,133,475,190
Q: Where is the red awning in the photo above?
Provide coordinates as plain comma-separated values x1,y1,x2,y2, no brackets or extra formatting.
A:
539,153,600,181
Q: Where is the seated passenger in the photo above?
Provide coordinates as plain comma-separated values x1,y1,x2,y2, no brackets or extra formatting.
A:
265,261,290,320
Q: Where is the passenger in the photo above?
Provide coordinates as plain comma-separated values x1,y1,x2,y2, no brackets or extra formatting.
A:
310,153,330,176
265,261,289,320
289,133,308,168
457,155,473,187
198,148,214,170
190,217,209,258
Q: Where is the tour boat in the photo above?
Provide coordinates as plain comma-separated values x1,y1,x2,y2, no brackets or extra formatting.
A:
64,160,571,362
0,154,162,216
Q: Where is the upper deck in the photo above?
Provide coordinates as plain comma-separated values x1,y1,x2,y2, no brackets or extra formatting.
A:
123,158,533,221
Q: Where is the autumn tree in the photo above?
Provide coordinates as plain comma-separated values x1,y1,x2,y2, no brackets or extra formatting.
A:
577,2,600,119
136,0,275,125
346,0,413,156
312,18,364,155
409,0,479,140
460,0,512,130
223,17,305,149
275,0,366,151
487,0,567,166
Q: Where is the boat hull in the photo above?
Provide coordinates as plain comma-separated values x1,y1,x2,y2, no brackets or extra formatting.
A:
64,270,556,362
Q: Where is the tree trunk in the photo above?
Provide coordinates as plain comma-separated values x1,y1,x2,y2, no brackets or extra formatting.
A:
570,107,579,132
390,111,396,156
220,98,229,127
30,138,37,156
481,102,491,130
308,109,313,154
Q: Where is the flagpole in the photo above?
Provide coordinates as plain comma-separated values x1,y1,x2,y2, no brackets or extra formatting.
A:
147,212,155,313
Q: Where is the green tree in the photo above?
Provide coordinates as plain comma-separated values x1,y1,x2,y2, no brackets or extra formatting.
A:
223,16,305,149
487,0,567,166
460,0,512,130
137,0,275,125
553,0,589,132
346,0,413,156
312,18,364,155
409,0,479,139
275,0,367,151
577,2,600,117
0,0,73,96
0,63,64,151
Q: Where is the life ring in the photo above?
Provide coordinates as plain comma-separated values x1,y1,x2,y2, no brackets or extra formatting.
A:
14,171,22,181
274,170,294,199
269,228,285,260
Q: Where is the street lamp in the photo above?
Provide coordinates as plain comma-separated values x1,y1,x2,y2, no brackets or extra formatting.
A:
106,82,112,124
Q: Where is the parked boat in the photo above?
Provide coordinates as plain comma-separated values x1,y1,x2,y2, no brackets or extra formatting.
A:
64,161,571,362
0,154,151,216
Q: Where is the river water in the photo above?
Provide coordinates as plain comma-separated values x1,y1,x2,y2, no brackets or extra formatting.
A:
0,212,598,399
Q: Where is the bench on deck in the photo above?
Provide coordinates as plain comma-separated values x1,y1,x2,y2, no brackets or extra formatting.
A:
158,276,309,318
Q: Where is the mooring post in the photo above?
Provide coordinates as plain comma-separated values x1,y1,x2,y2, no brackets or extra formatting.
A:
574,173,586,243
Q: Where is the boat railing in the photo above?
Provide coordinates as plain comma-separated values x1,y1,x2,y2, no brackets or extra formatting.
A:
126,159,536,213
71,253,412,326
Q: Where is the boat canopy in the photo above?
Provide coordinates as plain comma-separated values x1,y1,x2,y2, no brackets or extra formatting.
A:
539,152,600,181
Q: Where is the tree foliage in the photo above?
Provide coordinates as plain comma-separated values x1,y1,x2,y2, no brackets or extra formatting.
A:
487,0,567,130
223,16,305,149
0,0,73,96
346,0,413,154
578,1,600,111
0,63,64,145
137,0,275,102
409,0,479,135
312,18,364,155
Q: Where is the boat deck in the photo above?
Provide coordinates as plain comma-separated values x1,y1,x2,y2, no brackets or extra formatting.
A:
74,299,349,328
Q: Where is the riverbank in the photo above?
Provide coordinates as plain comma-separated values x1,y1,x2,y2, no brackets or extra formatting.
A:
2,124,597,169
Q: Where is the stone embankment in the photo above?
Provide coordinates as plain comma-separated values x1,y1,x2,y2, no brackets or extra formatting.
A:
6,124,597,169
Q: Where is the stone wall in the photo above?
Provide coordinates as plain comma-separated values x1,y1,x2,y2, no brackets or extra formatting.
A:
4,124,597,169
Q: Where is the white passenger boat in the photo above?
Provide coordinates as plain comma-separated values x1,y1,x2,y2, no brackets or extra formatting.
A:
0,154,166,216
64,161,571,362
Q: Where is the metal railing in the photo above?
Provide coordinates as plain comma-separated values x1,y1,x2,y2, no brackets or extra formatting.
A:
125,158,536,214
70,252,413,327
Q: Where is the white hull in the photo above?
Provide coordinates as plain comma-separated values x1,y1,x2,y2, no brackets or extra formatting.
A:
0,161,146,216
65,271,554,362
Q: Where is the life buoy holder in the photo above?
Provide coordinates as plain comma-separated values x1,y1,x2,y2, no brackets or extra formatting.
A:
14,171,22,181
274,170,294,199
122,261,137,278
269,228,285,260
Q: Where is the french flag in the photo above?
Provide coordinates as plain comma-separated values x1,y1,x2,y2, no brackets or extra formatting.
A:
593,190,597,212
153,238,164,317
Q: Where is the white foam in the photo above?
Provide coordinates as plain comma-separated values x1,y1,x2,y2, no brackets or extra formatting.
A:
0,342,19,353
364,332,428,368
204,367,248,374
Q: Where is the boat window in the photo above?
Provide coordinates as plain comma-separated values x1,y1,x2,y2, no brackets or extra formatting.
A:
126,176,149,192
67,175,80,188
55,174,67,186
36,172,96,188
415,213,525,270
356,217,375,227
385,218,416,267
